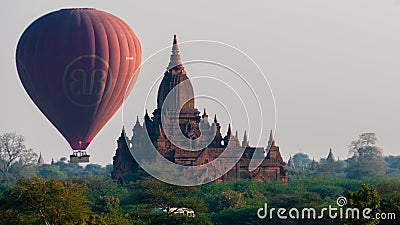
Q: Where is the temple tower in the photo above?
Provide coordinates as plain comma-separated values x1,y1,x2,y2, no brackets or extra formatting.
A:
326,148,336,163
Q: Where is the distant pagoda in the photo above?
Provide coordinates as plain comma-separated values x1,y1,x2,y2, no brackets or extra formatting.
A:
327,148,336,163
37,152,44,165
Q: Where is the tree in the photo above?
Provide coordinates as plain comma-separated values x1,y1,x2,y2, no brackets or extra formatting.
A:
347,133,386,179
0,132,37,183
292,153,312,170
344,184,381,225
52,158,84,177
215,190,245,211
84,164,105,176
385,156,400,178
376,181,400,225
288,153,314,179
131,177,212,225
134,177,207,213
9,177,91,225
317,159,347,178
349,133,378,153
81,176,128,212
37,164,66,179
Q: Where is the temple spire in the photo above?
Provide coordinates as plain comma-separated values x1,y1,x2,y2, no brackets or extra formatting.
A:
242,130,249,147
117,126,128,148
121,126,126,137
158,124,163,135
267,130,276,149
327,148,336,162
311,157,318,169
144,109,152,128
214,114,218,123
133,115,142,132
202,108,208,118
167,34,183,70
135,116,140,125
269,130,274,142
37,152,44,165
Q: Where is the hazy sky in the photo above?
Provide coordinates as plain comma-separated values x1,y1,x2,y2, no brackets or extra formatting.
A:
1,0,400,165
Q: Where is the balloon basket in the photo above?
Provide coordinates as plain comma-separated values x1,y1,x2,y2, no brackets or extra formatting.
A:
70,150,90,163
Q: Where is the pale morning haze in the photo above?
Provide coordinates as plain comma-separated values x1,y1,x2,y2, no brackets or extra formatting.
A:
1,0,400,165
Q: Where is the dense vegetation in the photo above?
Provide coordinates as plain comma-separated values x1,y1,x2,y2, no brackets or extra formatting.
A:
1,132,399,224
1,175,399,225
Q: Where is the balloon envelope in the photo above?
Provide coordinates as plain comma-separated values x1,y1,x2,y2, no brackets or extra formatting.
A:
16,8,141,150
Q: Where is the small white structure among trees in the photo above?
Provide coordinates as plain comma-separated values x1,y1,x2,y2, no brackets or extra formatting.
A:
163,207,195,217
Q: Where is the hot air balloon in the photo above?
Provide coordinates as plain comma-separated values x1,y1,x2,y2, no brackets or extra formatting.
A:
16,8,141,162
